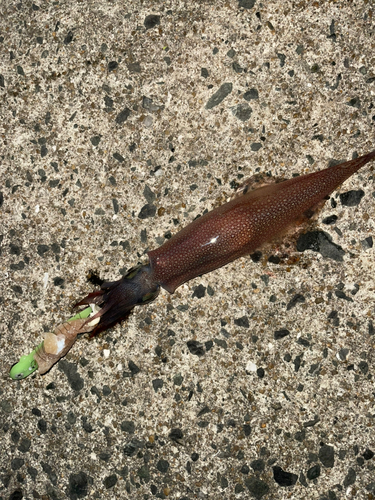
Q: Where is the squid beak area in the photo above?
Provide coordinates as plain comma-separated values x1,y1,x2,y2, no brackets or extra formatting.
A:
76,265,158,337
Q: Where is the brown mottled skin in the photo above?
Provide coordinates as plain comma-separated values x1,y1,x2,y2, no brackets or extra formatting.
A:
78,150,375,334
148,150,375,292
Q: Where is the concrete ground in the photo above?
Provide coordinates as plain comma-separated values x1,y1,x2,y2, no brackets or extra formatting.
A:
1,1,375,499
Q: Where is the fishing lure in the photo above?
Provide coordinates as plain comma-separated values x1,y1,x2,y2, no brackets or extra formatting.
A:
10,149,375,379
9,306,100,379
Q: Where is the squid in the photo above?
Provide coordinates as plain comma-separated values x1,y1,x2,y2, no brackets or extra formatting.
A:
9,149,375,379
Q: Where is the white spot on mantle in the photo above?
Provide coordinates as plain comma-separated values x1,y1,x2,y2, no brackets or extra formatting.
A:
246,361,257,373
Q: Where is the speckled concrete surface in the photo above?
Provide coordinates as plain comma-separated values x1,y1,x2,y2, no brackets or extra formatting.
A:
1,1,375,499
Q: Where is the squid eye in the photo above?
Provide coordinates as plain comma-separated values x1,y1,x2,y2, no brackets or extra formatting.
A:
125,265,143,280
15,372,25,380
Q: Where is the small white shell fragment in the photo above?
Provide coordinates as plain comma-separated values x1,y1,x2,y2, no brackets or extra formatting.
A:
103,349,110,358
43,273,49,289
35,205,40,213
246,361,257,373
117,364,123,372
